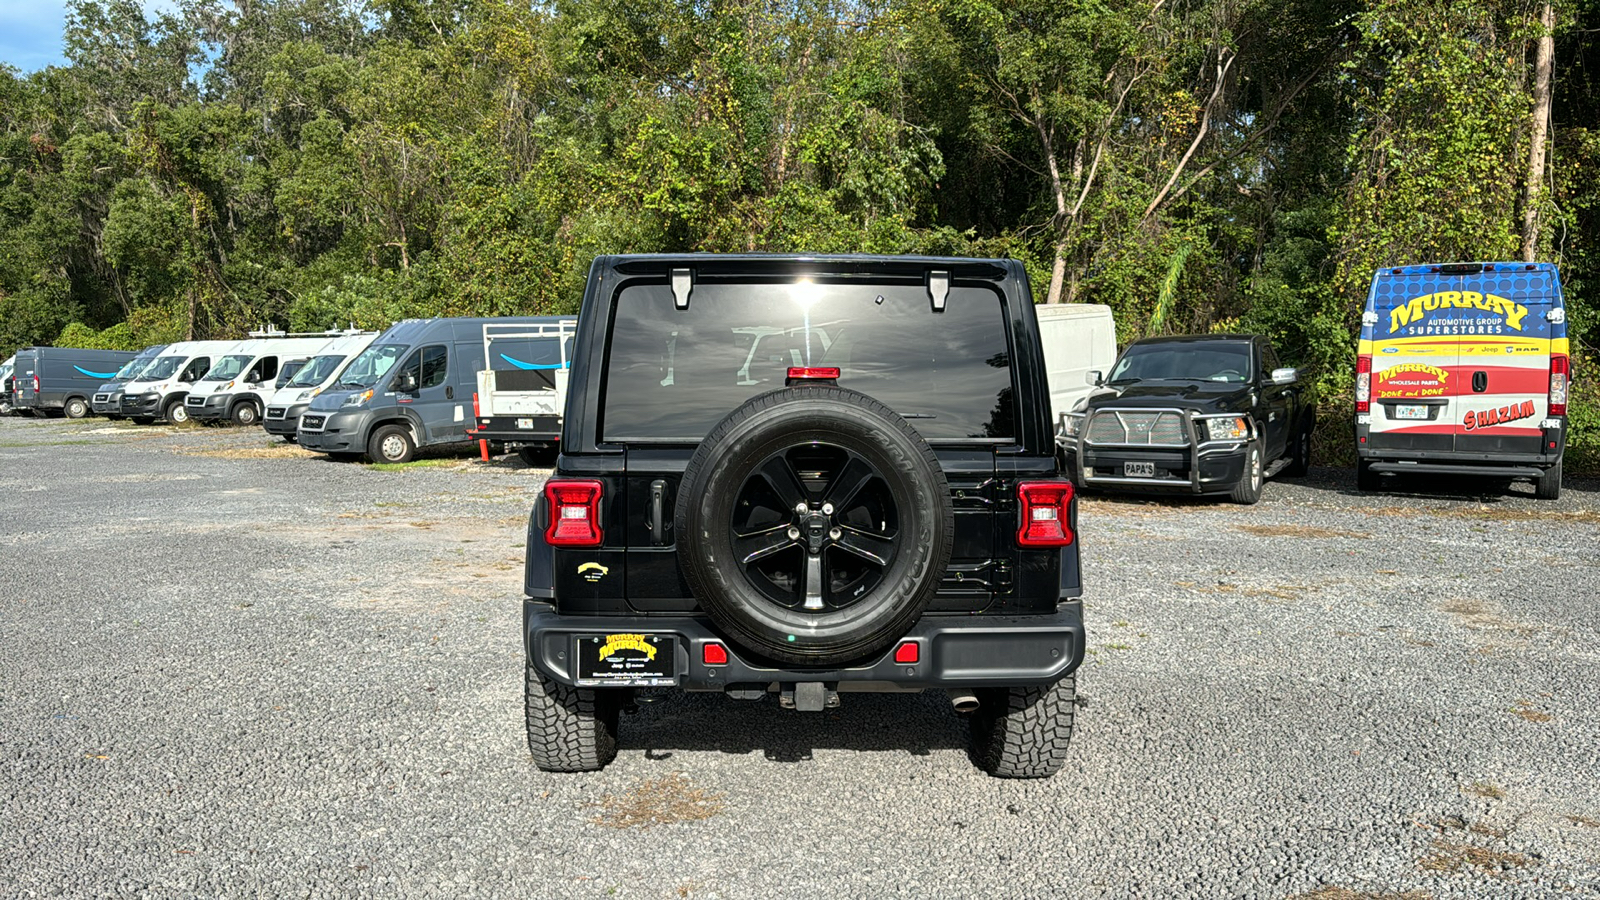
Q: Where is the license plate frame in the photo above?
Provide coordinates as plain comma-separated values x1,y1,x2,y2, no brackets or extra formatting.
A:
574,633,679,687
1393,404,1430,421
1123,461,1156,478
516,417,534,429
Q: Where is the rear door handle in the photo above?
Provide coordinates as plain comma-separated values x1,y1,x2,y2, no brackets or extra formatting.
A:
648,479,669,546
1472,371,1488,393
445,385,454,399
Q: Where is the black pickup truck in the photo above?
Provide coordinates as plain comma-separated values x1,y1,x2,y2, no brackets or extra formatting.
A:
1058,334,1314,503
521,254,1086,777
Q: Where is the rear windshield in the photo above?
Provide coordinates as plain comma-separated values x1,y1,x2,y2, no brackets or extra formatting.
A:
1371,270,1557,338
601,281,1015,441
140,357,185,381
202,354,253,381
287,354,346,388
1111,342,1252,384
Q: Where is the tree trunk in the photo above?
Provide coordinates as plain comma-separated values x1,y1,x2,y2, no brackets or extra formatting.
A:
1035,115,1069,304
1521,2,1554,262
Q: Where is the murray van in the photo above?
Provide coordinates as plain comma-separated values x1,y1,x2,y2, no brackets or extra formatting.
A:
1355,262,1569,499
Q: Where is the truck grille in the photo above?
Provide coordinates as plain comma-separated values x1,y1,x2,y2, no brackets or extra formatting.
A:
1086,410,1187,446
266,406,287,420
94,393,111,403
186,394,206,408
301,414,327,432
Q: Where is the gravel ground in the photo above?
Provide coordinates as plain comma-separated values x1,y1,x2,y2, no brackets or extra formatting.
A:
2,414,1597,899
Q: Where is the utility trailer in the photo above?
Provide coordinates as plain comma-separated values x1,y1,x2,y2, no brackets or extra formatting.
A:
467,317,578,464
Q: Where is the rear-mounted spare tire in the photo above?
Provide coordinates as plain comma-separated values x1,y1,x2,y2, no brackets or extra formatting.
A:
676,386,955,667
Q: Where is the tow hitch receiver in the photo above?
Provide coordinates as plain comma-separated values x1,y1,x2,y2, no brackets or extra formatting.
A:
781,682,840,712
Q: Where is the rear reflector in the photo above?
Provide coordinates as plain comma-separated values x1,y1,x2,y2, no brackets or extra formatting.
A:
1016,482,1074,547
543,480,603,547
1549,355,1568,416
702,642,728,666
1355,355,1372,413
893,641,920,664
787,367,840,380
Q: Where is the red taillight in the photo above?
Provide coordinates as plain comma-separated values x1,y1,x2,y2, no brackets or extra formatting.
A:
893,641,920,664
1016,482,1074,547
702,642,728,666
1549,355,1568,416
543,480,603,547
787,366,840,381
33,375,40,393
1355,355,1372,413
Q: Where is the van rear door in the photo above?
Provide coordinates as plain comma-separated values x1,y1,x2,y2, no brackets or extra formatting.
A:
1366,270,1466,453
1453,266,1561,456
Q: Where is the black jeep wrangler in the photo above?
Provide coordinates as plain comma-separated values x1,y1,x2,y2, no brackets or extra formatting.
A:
522,254,1085,777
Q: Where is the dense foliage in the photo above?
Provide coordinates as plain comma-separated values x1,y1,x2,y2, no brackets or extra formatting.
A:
3,0,1598,467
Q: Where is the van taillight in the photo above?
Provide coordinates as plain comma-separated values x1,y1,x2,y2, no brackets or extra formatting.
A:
32,375,40,393
1016,482,1074,547
1549,355,1569,416
1355,356,1372,413
544,480,603,547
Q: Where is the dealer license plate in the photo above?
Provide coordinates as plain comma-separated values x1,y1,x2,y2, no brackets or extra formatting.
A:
516,417,534,429
1123,462,1156,477
1393,405,1429,420
574,633,679,687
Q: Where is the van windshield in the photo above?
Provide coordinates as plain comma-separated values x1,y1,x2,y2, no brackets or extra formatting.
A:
114,356,155,379
336,344,405,389
139,357,185,381
201,354,254,381
287,354,346,388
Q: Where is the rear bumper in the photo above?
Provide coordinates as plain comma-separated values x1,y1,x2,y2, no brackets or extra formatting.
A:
469,414,560,445
524,601,1086,690
1356,419,1565,476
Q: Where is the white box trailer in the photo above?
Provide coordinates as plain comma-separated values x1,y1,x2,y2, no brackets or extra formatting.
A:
466,317,578,462
1036,302,1118,430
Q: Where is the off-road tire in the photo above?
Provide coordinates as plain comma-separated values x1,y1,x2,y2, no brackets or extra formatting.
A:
969,675,1077,778
163,399,189,425
1535,459,1562,501
367,423,415,464
524,665,620,772
1285,424,1312,477
1356,460,1380,492
676,385,955,667
1229,439,1265,505
63,397,89,419
230,401,260,427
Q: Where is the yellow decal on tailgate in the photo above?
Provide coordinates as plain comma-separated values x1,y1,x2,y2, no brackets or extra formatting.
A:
597,634,658,660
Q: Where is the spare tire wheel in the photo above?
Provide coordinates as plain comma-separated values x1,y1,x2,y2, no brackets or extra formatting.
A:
676,386,955,667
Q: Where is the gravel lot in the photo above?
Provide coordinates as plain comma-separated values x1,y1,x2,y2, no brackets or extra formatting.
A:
2,414,1598,899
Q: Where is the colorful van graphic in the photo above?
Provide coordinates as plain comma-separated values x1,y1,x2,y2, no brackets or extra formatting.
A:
1355,262,1567,499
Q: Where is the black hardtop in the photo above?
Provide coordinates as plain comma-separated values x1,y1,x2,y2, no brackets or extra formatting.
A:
564,253,1054,456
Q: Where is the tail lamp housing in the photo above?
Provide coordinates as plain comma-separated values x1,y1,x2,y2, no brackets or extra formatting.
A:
1016,482,1074,547
1355,355,1372,413
1549,355,1568,416
544,480,604,547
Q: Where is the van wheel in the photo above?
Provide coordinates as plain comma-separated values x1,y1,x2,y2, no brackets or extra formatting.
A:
1285,426,1312,477
1357,460,1380,492
163,399,189,425
969,675,1077,778
1229,441,1264,505
368,424,415,464
525,665,620,772
230,402,260,427
63,397,89,419
1535,459,1562,500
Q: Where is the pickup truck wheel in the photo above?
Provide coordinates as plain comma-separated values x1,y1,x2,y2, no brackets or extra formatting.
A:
230,401,260,427
63,397,89,419
367,424,415,464
969,675,1077,778
1285,426,1312,477
1229,440,1264,505
524,665,620,772
163,399,189,425
1535,459,1562,500
677,386,955,667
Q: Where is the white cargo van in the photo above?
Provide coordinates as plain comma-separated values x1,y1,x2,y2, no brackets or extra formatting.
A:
262,331,380,441
119,340,240,424
1036,303,1118,430
185,334,355,427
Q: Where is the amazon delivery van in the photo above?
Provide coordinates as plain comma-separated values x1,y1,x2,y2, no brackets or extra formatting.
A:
1355,262,1569,499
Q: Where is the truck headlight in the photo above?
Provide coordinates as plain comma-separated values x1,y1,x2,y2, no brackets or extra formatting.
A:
1060,413,1084,438
1203,417,1249,441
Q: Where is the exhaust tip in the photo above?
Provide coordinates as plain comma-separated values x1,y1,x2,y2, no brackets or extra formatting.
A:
948,691,980,714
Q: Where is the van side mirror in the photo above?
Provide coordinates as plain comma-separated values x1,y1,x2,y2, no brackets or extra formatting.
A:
1270,367,1298,386
1085,370,1103,386
395,372,419,393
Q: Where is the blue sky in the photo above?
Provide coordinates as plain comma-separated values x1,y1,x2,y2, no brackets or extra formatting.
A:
0,1,71,72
